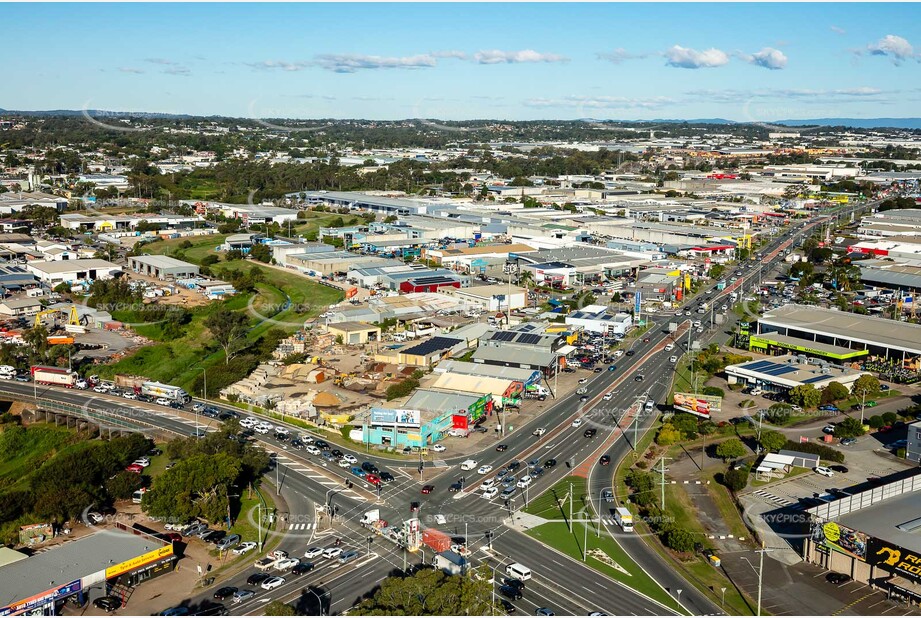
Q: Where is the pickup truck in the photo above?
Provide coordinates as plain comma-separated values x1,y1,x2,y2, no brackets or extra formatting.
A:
254,550,288,571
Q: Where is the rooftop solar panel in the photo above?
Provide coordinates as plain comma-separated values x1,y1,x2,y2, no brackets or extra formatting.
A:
802,375,829,383
491,331,516,342
516,333,543,345
402,337,463,356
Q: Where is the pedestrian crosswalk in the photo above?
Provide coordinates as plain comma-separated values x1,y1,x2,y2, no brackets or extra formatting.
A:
287,522,315,531
752,489,795,507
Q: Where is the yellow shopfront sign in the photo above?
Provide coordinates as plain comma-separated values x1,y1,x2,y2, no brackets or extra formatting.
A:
105,544,173,579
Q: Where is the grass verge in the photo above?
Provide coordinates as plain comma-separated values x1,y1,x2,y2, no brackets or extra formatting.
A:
522,475,590,521
526,521,685,614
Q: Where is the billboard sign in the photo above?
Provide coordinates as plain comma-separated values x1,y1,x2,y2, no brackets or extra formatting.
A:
818,521,868,560
369,408,421,427
634,292,642,315
672,392,722,418
867,538,921,582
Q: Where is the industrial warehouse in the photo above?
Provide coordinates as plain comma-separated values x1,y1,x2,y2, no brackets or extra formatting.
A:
806,471,921,606
757,304,921,365
0,527,175,615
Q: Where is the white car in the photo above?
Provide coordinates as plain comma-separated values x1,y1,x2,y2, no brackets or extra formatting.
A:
533,428,546,437
603,392,614,401
460,459,478,471
814,466,835,477
155,397,171,406
516,476,533,489
322,547,343,560
669,356,678,363
305,445,321,455
613,350,624,357
578,378,589,384
338,459,351,468
275,558,300,571
481,478,496,490
233,542,257,555
664,343,675,351
341,453,357,464
75,380,88,389
93,385,108,393
434,514,447,525
261,576,285,590
123,392,138,400
432,444,446,453
304,547,324,559
477,464,493,475
240,417,256,428
571,419,583,428
132,458,150,468
481,487,499,499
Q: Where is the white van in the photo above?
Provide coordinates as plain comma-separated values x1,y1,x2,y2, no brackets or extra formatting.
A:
505,563,532,581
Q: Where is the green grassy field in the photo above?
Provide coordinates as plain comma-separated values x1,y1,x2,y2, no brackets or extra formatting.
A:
526,521,685,614
0,423,79,492
97,235,343,391
522,475,591,521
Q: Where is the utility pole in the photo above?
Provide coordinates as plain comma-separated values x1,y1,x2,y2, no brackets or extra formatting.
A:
659,457,667,511
569,482,573,531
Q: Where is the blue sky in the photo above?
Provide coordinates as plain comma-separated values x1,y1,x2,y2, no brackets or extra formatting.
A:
3,3,921,121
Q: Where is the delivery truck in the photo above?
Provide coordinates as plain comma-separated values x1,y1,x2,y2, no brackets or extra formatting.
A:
140,381,191,403
115,374,147,391
432,550,466,575
31,365,78,387
614,507,634,532
422,528,452,553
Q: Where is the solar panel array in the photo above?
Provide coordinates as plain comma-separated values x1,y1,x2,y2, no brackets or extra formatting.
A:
802,375,830,384
402,337,463,356
516,333,543,345
491,331,516,342
743,359,798,376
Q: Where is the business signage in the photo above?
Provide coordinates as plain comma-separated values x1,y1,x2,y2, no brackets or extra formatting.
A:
749,336,867,360
105,544,173,579
867,538,921,582
369,408,421,427
634,292,642,315
0,580,82,616
672,392,722,418
819,521,868,560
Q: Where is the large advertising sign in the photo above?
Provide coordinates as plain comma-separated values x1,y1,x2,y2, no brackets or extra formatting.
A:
672,393,722,418
867,538,921,582
0,580,82,616
105,544,174,579
634,292,642,315
369,408,421,427
749,336,867,360
818,521,868,560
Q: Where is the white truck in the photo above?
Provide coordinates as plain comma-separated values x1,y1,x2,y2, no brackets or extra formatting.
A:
614,507,634,532
432,550,466,575
141,381,191,403
31,365,78,387
254,550,288,570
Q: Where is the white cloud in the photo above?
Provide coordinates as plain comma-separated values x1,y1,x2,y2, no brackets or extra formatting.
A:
746,47,788,70
314,54,438,73
686,87,891,103
524,95,675,110
145,58,179,66
664,45,729,69
431,50,467,60
867,34,915,64
118,67,145,74
163,66,190,76
247,60,311,72
473,49,569,64
596,48,647,64
830,25,846,35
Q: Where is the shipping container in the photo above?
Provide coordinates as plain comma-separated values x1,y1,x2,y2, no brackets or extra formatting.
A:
422,528,452,553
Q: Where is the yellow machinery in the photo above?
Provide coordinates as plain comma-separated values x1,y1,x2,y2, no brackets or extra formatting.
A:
33,305,82,328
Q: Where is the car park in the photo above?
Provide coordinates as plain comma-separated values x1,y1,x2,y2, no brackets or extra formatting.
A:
216,534,241,551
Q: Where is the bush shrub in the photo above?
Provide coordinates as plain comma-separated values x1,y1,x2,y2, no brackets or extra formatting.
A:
783,439,844,463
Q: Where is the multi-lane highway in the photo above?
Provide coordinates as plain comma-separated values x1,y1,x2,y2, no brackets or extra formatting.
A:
0,206,872,615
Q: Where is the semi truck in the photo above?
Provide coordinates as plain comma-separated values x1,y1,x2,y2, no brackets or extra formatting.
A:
140,381,191,403
115,374,147,391
614,507,634,532
422,528,452,553
31,365,78,387
432,550,466,575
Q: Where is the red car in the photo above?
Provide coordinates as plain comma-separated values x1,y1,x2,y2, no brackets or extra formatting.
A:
365,474,381,486
126,464,144,474
421,485,434,494
159,532,182,543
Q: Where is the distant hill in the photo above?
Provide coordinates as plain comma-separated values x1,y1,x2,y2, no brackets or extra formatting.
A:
3,108,921,130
